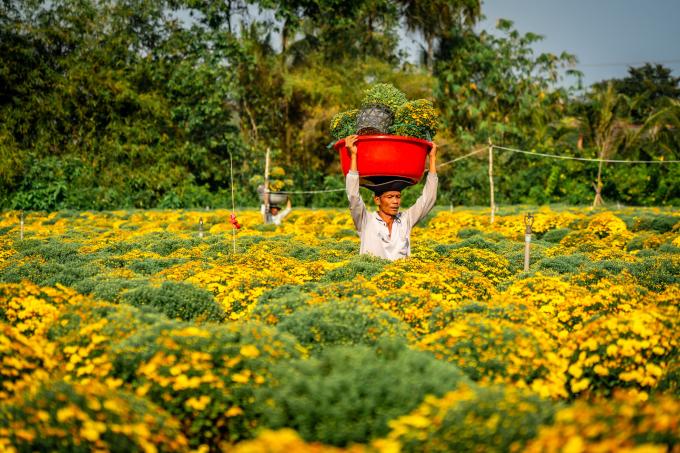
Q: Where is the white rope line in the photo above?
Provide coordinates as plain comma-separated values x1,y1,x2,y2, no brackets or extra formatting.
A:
492,144,680,164
437,146,488,168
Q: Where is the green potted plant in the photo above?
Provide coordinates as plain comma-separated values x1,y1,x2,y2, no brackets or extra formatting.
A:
356,83,408,134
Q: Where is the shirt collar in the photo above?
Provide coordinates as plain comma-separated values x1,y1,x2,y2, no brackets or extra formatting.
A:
374,212,402,224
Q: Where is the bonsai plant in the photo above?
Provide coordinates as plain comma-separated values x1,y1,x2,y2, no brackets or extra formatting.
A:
356,83,408,134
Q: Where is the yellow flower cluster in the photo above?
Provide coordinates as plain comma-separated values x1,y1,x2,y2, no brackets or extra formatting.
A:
392,99,440,138
0,380,188,452
563,307,676,395
0,283,83,336
417,315,569,398
0,324,55,400
231,428,393,453
524,390,680,453
386,384,554,452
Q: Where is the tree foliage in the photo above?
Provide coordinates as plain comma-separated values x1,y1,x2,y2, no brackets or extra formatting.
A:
0,1,678,209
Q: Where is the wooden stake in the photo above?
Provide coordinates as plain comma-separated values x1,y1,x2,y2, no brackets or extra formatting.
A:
20,211,24,240
229,152,237,254
524,213,534,272
263,147,271,224
592,157,605,208
488,139,495,224
198,217,204,238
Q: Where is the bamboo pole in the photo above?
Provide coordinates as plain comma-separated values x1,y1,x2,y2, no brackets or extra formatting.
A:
524,213,534,272
593,157,605,207
263,147,270,224
230,152,237,254
488,139,495,224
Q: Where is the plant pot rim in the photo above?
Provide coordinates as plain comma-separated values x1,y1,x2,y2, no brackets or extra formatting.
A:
334,134,433,149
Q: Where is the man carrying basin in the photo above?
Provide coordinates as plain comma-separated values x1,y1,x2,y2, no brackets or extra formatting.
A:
344,134,438,260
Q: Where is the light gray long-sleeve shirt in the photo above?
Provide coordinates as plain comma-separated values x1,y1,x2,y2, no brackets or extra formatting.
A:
260,204,292,225
346,170,438,260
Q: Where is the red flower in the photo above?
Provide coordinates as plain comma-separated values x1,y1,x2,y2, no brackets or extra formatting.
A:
229,213,242,229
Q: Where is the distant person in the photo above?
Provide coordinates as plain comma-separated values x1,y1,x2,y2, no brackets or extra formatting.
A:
261,198,292,225
344,134,438,260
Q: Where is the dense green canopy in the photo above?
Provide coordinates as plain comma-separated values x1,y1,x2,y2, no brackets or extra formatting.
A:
1,0,678,209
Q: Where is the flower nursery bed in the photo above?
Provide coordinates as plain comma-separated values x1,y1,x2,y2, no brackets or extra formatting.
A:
0,207,678,451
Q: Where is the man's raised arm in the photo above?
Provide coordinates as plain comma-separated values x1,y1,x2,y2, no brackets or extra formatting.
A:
405,142,438,226
345,135,367,232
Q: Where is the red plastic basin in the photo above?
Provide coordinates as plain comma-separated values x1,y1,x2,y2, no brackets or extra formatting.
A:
334,135,432,184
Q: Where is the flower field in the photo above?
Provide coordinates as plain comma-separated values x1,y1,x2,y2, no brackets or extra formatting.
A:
0,206,678,452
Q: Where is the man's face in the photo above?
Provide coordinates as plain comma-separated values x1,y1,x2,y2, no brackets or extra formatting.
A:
270,207,280,216
374,191,401,216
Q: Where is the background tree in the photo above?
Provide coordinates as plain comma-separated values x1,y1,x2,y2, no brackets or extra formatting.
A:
594,63,680,122
575,83,632,207
433,20,580,205
398,0,481,74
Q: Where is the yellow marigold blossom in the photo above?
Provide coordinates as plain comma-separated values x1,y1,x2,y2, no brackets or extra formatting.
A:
525,390,679,453
240,345,260,358
230,428,375,452
185,395,211,411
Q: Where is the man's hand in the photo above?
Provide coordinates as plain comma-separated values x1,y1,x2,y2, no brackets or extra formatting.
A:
286,198,292,209
347,135,359,172
429,142,437,174
346,135,359,155
429,142,437,159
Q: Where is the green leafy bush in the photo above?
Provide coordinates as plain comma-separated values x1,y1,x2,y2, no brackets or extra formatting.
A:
14,238,82,262
619,213,679,233
534,253,590,275
276,300,410,352
360,83,407,113
320,254,387,282
428,302,516,333
456,228,484,239
250,284,313,325
121,281,225,322
541,228,571,243
128,258,186,275
447,235,503,252
255,340,469,446
628,256,680,292
48,299,168,345
0,260,98,287
73,276,147,302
